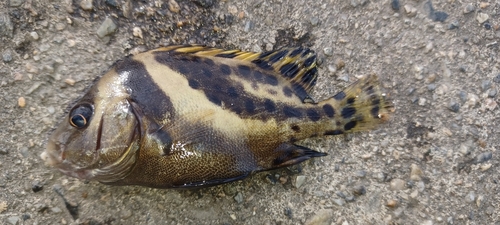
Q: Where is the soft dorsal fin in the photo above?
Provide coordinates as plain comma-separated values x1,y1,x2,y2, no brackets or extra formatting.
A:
156,45,319,101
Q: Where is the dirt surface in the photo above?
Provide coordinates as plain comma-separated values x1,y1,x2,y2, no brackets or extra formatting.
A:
1,0,499,224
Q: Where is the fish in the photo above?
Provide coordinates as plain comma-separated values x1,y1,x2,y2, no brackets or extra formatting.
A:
41,45,394,188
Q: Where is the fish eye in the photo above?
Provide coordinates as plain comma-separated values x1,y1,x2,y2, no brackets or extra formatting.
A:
69,104,93,129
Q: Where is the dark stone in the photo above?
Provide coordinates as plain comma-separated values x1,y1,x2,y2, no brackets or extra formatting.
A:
32,181,43,193
192,0,215,8
391,0,400,11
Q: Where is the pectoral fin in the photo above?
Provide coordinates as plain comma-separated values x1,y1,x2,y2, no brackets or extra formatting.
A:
271,143,327,168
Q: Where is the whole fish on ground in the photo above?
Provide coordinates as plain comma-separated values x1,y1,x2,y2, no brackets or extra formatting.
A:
41,45,394,188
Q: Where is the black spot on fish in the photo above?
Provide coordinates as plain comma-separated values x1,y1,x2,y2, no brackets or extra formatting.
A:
306,109,321,122
280,63,299,78
334,91,346,100
347,97,355,104
371,106,380,118
302,67,317,84
283,106,302,118
341,107,356,119
344,121,357,131
267,89,278,96
264,74,279,86
220,64,232,75
202,68,213,78
366,85,375,95
188,79,200,89
283,86,293,97
237,65,252,78
324,130,344,135
289,48,303,57
264,99,276,112
216,52,238,58
227,86,239,98
204,58,215,66
372,99,380,106
303,56,316,68
269,50,288,63
245,99,256,113
291,83,308,99
206,93,222,106
116,58,174,122
322,104,335,117
254,70,263,80
291,125,300,132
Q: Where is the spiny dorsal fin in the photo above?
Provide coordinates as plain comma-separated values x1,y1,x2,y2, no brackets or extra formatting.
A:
156,45,319,101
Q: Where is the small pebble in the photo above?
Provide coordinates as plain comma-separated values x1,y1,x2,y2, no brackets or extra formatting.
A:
463,3,475,14
80,0,93,10
96,17,117,38
484,98,497,111
479,2,490,9
488,88,497,98
386,199,398,208
284,207,292,219
310,17,319,26
332,198,345,206
0,149,8,155
493,74,500,83
132,27,143,39
104,0,118,7
244,21,254,32
389,178,406,190
295,175,306,188
64,78,76,86
51,207,62,213
352,185,366,195
473,152,492,164
168,0,180,13
404,5,417,17
448,101,460,113
2,51,12,62
7,216,20,225
18,97,26,108
354,170,367,178
0,12,14,38
323,47,333,56
465,191,475,203
432,11,448,22
29,31,39,41
391,0,400,11
458,91,468,102
410,164,423,181
32,181,43,192
480,164,492,171
448,20,459,30
480,80,491,91
234,192,243,204
476,13,489,24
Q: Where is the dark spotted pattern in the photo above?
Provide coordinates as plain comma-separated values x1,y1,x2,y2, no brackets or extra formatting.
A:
303,56,315,68
283,86,293,97
344,121,357,131
306,109,321,122
216,52,238,58
289,47,303,57
324,130,344,135
269,50,288,63
347,97,355,104
322,104,335,118
153,51,320,121
371,106,379,118
253,59,274,70
341,107,356,119
115,58,174,122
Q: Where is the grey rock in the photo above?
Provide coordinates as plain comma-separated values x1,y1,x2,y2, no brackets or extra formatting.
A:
448,101,460,113
295,175,306,188
424,1,448,22
234,192,243,204
481,80,491,92
2,51,12,63
391,0,400,11
323,47,333,56
389,178,406,190
51,207,62,213
0,13,14,38
352,185,366,196
488,88,497,98
463,4,475,14
476,13,489,24
80,0,93,10
244,21,254,33
354,170,367,178
493,74,500,83
310,17,319,26
0,148,8,155
333,198,346,206
7,216,20,225
448,20,459,30
9,0,24,7
465,191,475,203
473,152,492,164
96,17,117,38
427,83,437,91
104,0,118,7
458,91,468,103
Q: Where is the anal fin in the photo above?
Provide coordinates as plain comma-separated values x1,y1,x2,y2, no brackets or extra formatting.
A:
271,143,327,168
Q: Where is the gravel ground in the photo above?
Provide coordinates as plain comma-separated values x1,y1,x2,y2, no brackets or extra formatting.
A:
1,0,499,224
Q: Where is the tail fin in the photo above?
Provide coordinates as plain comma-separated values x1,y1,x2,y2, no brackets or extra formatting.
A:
324,74,394,134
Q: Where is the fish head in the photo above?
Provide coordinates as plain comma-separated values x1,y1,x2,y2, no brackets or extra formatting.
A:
42,70,142,183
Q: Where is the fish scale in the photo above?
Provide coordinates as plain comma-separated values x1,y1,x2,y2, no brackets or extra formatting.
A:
41,45,394,188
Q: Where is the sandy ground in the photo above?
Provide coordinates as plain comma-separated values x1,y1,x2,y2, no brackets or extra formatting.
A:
1,0,499,224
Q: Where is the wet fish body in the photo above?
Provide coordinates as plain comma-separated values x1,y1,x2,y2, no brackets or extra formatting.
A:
42,45,394,188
